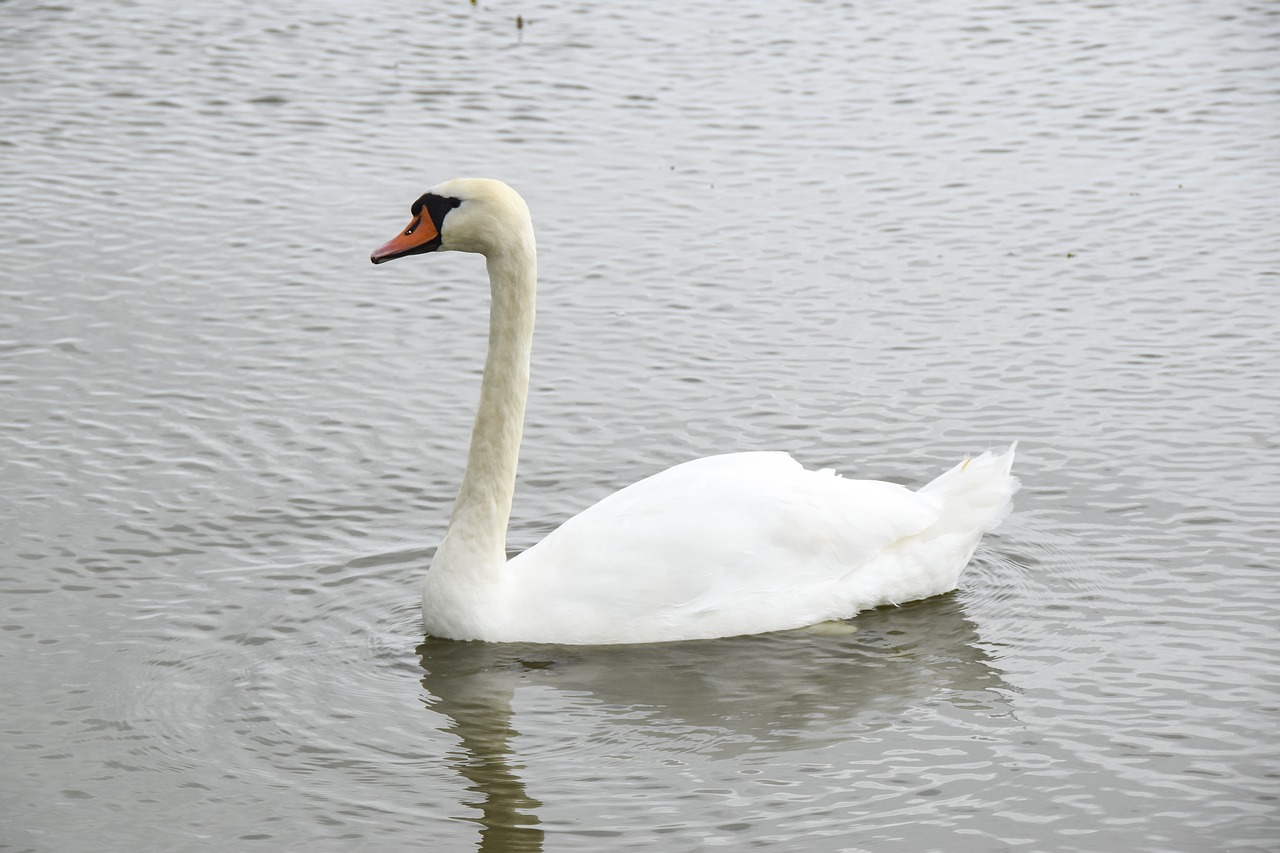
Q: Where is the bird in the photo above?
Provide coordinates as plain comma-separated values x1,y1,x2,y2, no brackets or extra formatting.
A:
371,178,1018,645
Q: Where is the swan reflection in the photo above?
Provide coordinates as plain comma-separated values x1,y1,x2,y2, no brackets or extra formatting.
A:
417,594,1007,850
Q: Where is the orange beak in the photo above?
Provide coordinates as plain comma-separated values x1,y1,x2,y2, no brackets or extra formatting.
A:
370,212,442,264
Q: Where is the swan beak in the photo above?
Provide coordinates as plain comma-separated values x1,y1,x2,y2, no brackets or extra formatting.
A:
370,213,442,264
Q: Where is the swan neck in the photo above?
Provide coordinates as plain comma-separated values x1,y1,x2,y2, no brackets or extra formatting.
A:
438,236,536,573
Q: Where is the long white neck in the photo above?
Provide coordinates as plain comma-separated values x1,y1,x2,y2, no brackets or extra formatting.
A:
432,231,537,581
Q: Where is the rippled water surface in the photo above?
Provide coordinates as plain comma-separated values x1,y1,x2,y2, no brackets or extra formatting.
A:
3,1,1278,850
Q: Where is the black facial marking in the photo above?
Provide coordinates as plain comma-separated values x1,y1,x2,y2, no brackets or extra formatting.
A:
410,192,463,231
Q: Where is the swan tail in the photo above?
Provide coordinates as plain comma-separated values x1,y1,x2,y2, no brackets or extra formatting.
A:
860,444,1019,609
918,442,1020,536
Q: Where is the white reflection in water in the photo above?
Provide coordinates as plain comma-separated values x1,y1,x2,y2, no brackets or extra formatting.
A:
418,595,1009,850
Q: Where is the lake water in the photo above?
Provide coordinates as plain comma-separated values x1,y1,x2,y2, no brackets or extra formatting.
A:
2,0,1277,850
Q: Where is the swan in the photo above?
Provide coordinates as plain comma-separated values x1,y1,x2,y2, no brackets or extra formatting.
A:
371,178,1018,645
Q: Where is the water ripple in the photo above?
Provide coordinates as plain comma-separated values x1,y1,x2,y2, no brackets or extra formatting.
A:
3,0,1278,849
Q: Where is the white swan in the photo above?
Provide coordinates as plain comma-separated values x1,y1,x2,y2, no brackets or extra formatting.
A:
371,178,1018,645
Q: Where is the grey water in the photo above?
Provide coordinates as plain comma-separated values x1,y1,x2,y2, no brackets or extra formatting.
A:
2,1,1278,850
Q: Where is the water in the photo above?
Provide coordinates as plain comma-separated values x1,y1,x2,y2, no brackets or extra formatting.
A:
2,0,1277,850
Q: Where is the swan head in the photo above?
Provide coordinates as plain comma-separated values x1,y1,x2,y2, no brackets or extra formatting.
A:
370,178,531,264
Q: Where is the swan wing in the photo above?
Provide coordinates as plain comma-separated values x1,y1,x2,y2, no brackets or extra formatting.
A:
500,452,945,643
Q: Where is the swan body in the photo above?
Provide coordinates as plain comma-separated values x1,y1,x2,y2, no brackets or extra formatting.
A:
372,178,1018,645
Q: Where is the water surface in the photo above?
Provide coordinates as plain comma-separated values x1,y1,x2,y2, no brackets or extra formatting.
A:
2,1,1277,850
